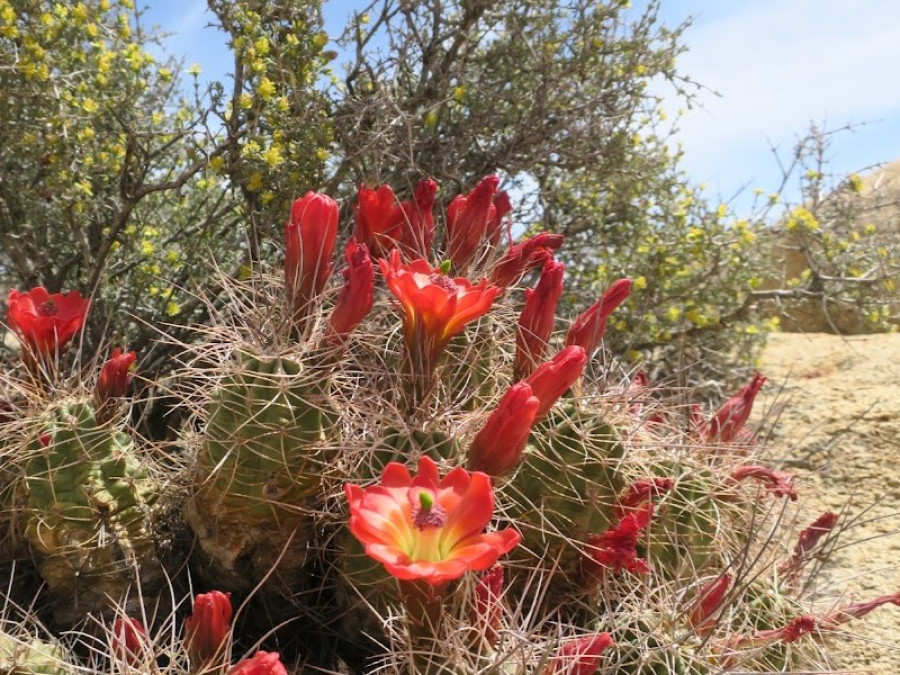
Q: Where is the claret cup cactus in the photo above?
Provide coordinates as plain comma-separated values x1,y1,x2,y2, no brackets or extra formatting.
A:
1,174,897,674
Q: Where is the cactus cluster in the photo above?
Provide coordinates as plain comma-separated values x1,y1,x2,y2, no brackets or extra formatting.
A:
1,176,898,674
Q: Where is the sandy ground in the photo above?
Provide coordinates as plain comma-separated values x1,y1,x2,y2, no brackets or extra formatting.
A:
758,332,900,673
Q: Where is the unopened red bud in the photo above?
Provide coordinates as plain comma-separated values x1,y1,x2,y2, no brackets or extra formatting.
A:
97,348,137,401
543,633,614,675
468,383,540,476
733,465,798,501
490,233,564,287
523,346,587,419
565,278,632,357
705,372,767,443
227,650,289,675
515,260,565,378
327,238,374,339
184,590,232,665
471,566,505,648
112,616,147,665
447,175,500,270
687,574,732,634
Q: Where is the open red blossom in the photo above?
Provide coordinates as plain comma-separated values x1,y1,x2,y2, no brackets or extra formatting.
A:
112,616,147,666
284,191,339,319
6,287,89,357
468,382,540,476
582,504,653,583
543,633,614,675
184,591,232,665
613,477,674,520
227,651,289,675
523,346,587,419
327,238,374,339
515,260,565,378
97,348,137,401
345,456,520,585
565,278,632,358
379,250,501,366
687,574,732,634
820,593,900,630
446,175,502,270
778,511,839,581
732,465,798,501
490,233,565,287
704,372,767,443
471,566,505,648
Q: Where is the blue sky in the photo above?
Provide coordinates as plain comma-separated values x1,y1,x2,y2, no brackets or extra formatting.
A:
142,0,900,215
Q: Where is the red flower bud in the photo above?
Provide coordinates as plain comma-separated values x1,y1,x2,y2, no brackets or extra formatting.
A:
6,287,89,357
112,616,147,665
284,192,339,320
184,591,232,665
704,373,767,443
471,566,505,648
523,346,587,419
687,574,732,634
614,477,674,520
732,465,798,501
778,511,839,582
327,239,374,339
97,348,137,401
227,651,289,675
515,260,565,378
356,183,401,258
446,175,500,270
565,279,631,357
485,190,513,247
468,382,540,476
820,593,900,630
396,178,438,256
490,233,564,287
582,504,653,583
543,633,614,675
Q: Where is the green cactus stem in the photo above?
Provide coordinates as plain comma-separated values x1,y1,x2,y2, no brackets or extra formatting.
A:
185,351,338,591
22,400,163,626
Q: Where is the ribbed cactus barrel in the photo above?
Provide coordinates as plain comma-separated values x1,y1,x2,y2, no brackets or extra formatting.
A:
22,400,162,625
185,350,338,591
0,630,71,675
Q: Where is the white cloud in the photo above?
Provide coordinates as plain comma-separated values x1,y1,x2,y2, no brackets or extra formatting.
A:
660,0,900,202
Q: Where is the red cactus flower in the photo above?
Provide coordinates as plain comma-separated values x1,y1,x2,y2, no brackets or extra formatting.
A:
356,179,438,258
486,190,513,247
356,183,401,258
112,616,147,665
379,250,501,367
732,465,798,501
471,566,505,648
468,382,540,476
345,456,521,585
704,372,767,443
515,260,565,378
396,178,438,256
490,233,564,287
184,591,232,665
565,278,632,358
613,477,674,520
820,593,900,630
687,574,732,634
523,346,587,419
284,191,339,319
543,633,614,675
227,651,289,675
728,615,817,651
6,287,89,357
582,503,653,583
446,175,501,270
327,238,374,340
97,348,137,401
778,511,839,581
